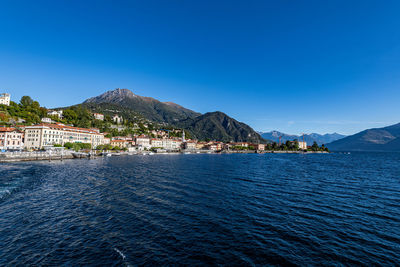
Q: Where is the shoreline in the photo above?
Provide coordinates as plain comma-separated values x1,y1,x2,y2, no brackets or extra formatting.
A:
0,150,329,163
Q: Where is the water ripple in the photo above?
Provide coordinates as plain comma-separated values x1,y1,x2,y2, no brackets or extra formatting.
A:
1,152,400,265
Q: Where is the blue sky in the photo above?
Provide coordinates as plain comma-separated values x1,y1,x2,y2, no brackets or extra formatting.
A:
1,0,400,135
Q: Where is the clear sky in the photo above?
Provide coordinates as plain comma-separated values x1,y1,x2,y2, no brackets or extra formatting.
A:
1,0,400,135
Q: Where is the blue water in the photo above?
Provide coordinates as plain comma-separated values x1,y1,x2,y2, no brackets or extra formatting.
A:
1,153,399,265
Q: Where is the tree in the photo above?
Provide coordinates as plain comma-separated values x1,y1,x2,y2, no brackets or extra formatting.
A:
20,96,34,107
293,140,299,150
64,142,74,149
63,109,78,122
72,143,81,152
311,141,319,151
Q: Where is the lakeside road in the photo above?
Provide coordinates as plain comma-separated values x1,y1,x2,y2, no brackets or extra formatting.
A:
0,150,329,163
0,151,74,163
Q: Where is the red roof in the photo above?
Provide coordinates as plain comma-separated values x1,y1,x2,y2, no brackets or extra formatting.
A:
0,127,18,132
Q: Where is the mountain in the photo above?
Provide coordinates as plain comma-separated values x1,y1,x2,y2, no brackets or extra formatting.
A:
260,131,345,145
327,123,400,151
83,88,200,124
306,133,346,144
78,88,264,143
177,111,266,143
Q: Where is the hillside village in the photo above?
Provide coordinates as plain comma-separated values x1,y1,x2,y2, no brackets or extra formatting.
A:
0,92,326,153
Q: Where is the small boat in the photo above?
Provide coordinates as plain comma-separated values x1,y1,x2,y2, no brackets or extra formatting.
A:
72,152,89,159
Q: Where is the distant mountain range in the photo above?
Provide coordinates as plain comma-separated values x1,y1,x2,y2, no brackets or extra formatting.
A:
79,88,265,143
259,131,346,145
327,123,400,151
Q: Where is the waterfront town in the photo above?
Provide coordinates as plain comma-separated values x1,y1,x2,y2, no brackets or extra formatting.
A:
0,92,313,157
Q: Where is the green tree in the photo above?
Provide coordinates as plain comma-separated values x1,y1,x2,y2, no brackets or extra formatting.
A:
63,109,78,122
311,141,319,151
20,96,34,107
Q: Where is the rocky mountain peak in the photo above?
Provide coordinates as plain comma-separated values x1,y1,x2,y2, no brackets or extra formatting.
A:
84,88,137,103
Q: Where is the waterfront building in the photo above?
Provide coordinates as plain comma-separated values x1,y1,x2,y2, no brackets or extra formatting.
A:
184,140,197,150
298,141,307,150
110,139,128,148
151,138,163,148
196,142,207,149
93,113,104,121
206,142,223,151
234,142,249,147
0,93,11,106
47,110,63,119
0,127,24,150
135,135,151,149
162,138,182,150
24,123,106,149
249,143,265,151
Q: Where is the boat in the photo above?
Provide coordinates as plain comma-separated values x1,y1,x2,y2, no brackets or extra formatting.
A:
72,152,89,159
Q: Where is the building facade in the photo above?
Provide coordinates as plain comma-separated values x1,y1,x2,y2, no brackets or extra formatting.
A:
136,136,151,149
298,141,307,150
112,115,123,124
162,139,182,150
0,93,10,106
41,117,53,123
184,141,197,150
151,138,163,148
24,123,106,149
47,110,63,119
93,113,104,120
0,127,24,150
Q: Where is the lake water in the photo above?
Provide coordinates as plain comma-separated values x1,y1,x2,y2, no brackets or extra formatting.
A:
1,153,399,265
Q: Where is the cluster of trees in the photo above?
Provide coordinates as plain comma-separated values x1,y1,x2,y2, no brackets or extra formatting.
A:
265,140,300,151
60,142,128,151
63,142,92,151
95,144,127,151
0,96,47,125
309,142,329,152
265,140,329,152
228,140,329,152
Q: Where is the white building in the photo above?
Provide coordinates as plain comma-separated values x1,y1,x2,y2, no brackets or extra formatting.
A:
112,114,123,124
47,110,63,119
298,141,307,150
136,136,151,149
24,123,107,150
41,117,53,123
0,127,24,150
93,113,104,121
0,93,10,106
151,138,163,148
184,141,197,150
162,139,182,150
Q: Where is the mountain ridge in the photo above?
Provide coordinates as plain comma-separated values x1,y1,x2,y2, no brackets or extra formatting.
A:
79,88,264,143
327,123,400,151
83,88,201,123
177,111,266,143
260,131,345,145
